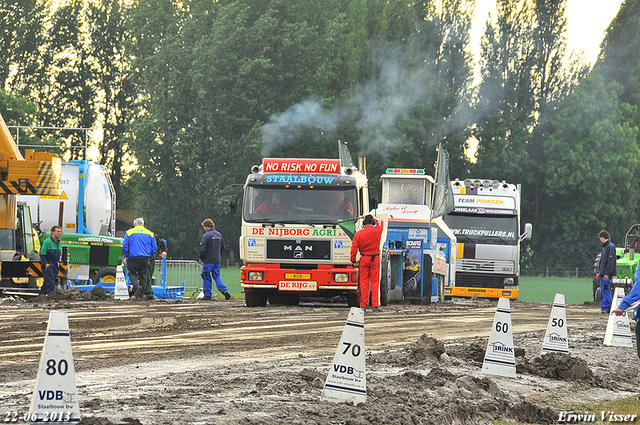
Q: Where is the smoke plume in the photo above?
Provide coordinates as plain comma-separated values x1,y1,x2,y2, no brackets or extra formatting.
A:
261,40,449,157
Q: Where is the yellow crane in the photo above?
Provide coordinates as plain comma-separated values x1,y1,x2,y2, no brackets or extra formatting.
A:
0,112,63,293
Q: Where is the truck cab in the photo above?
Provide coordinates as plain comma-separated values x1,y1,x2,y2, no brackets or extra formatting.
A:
235,142,372,307
376,169,456,304
0,202,42,289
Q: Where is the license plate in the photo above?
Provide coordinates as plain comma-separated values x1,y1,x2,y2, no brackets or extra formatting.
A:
284,273,311,279
278,281,317,291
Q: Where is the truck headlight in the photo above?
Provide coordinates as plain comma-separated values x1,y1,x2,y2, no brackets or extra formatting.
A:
444,288,452,294
248,272,263,281
503,277,514,285
334,273,349,283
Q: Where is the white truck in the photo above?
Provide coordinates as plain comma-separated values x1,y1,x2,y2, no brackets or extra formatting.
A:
443,179,532,299
230,142,377,307
375,168,456,304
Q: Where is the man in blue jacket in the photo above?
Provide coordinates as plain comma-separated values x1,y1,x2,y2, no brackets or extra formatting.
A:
612,264,640,359
123,218,157,299
596,230,617,313
199,218,231,300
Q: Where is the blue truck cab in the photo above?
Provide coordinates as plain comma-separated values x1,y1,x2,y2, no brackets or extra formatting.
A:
375,168,456,304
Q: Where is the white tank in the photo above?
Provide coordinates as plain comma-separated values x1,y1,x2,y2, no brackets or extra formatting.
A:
83,163,112,236
17,161,114,236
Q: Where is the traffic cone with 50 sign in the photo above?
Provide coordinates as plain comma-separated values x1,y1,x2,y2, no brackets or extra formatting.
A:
29,310,80,424
482,297,516,378
321,307,367,404
541,293,569,354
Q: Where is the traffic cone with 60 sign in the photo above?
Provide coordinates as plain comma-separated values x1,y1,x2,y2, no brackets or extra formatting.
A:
604,287,633,347
482,297,516,378
29,311,80,424
541,293,569,354
321,307,366,404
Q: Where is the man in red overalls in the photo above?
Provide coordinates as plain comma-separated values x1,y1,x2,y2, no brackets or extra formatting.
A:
350,214,384,311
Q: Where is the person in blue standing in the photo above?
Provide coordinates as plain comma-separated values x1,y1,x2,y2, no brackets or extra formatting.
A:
596,229,617,313
123,217,157,299
39,225,62,295
612,264,640,359
199,218,231,300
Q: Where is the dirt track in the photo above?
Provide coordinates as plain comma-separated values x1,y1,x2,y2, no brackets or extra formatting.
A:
0,293,638,424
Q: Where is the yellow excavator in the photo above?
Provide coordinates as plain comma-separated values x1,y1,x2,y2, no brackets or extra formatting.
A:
0,112,63,296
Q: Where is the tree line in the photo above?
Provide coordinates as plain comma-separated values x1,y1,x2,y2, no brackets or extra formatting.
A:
1,0,639,272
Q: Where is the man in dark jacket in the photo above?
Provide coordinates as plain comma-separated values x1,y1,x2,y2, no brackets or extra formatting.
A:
145,236,167,300
596,230,617,313
39,225,62,295
199,219,231,300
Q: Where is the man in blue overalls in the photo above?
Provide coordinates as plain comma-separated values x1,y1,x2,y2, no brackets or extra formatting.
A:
199,219,231,300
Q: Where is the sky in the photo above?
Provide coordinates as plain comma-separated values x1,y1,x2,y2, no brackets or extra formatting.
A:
470,0,625,65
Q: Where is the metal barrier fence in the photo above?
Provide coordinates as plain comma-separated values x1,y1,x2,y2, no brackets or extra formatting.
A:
154,259,202,292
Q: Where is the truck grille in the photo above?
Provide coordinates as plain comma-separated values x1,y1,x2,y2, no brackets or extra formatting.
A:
458,259,514,273
455,272,518,288
266,239,331,261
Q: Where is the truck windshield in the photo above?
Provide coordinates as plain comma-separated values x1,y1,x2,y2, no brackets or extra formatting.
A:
243,187,357,224
443,214,518,245
382,178,427,205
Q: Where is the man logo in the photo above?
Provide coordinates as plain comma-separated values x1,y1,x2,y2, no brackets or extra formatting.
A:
294,251,304,259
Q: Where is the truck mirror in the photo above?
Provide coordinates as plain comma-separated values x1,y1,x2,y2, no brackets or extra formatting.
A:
522,223,532,241
229,195,238,215
369,188,379,210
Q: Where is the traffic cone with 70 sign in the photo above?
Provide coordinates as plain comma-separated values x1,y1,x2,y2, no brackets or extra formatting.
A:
321,307,367,404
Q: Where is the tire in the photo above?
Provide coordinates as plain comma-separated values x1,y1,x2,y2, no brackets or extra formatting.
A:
379,247,390,306
593,254,601,301
421,274,432,305
92,267,117,285
268,294,300,306
245,290,268,307
594,287,602,303
346,292,359,307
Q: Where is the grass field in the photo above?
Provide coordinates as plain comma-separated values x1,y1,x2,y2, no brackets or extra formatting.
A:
213,270,595,304
518,276,593,305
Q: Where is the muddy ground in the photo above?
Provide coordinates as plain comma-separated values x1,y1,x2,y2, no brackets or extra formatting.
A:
0,289,638,424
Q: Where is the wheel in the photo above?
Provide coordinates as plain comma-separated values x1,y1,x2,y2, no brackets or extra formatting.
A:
346,292,359,307
92,267,117,285
594,287,602,303
421,274,432,305
593,253,601,301
245,290,268,307
268,294,300,305
379,247,390,306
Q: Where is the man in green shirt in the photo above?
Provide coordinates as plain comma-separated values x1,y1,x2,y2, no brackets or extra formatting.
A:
39,225,62,295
